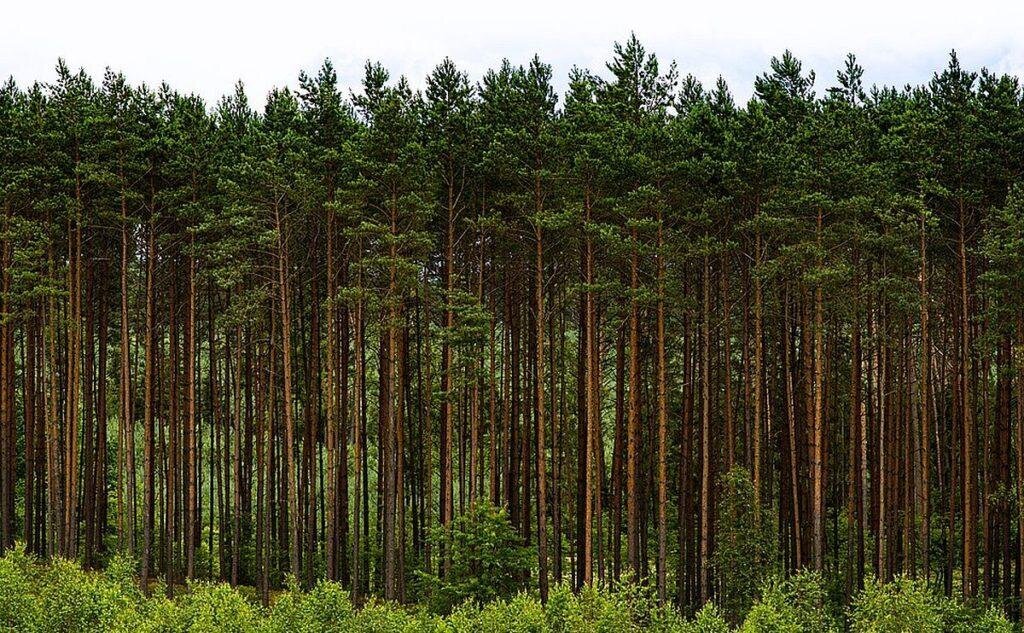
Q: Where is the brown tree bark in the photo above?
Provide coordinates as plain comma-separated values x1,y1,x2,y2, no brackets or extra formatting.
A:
699,254,712,602
626,227,641,578
141,214,156,592
274,200,300,579
656,213,669,602
534,216,549,601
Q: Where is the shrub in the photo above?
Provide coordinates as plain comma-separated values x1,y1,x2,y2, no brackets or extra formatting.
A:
418,500,534,614
164,581,262,633
714,467,779,623
295,578,357,631
0,545,1017,633
542,580,708,633
476,593,549,632
350,597,437,632
786,572,838,632
0,543,41,631
738,572,838,633
36,556,143,633
738,579,802,633
444,600,484,633
263,577,356,633
611,575,659,629
849,576,941,633
676,603,731,633
938,597,1014,633
573,583,634,631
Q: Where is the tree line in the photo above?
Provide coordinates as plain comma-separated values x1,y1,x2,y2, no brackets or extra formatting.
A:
2,36,1024,614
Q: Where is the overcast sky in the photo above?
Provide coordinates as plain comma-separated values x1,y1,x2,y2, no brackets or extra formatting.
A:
4,0,1024,107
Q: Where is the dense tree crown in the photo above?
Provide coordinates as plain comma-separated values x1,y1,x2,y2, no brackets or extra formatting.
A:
3,39,1024,618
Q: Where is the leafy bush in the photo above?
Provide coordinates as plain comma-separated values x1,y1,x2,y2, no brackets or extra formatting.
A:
263,577,356,632
0,544,1015,633
542,580,724,633
351,597,443,631
714,467,779,623
0,543,41,630
156,582,262,633
848,576,1012,633
849,576,941,633
418,500,534,614
677,603,731,633
476,592,549,632
36,556,144,632
572,583,635,631
739,572,838,633
937,596,1014,633
786,572,838,632
739,579,802,633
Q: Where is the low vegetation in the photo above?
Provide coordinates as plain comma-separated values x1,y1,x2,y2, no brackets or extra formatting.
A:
0,542,1014,632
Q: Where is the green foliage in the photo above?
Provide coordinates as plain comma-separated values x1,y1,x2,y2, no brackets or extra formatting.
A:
151,582,262,633
849,576,941,633
0,549,1020,633
0,543,41,631
786,572,839,633
739,580,801,633
679,603,731,633
572,583,636,631
938,597,1015,633
263,578,355,632
739,573,838,633
36,557,142,633
849,575,1015,633
418,500,534,614
713,467,779,623
474,593,549,633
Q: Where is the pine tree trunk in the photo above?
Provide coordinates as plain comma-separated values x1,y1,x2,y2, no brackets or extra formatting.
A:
534,216,549,601
811,208,825,571
275,200,300,579
700,254,712,602
186,244,198,578
656,215,668,602
753,228,764,520
141,215,156,592
918,212,930,582
627,228,641,577
958,203,976,599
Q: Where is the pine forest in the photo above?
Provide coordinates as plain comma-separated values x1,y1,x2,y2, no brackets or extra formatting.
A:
2,36,1024,629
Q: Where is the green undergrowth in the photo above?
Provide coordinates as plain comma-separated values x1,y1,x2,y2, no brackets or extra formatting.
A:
0,544,1013,632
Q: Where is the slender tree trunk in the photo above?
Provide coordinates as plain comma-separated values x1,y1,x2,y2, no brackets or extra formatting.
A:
848,265,864,593
918,210,930,583
753,226,764,520
626,227,641,577
783,286,802,569
700,254,712,603
811,208,825,571
141,215,156,592
120,189,135,554
656,213,669,602
274,200,300,579
534,216,549,601
0,203,13,550
958,203,976,599
440,181,456,573
186,243,197,578
582,190,597,586
1016,312,1024,613
351,251,364,602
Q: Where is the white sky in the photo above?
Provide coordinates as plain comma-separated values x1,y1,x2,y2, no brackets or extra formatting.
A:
4,0,1024,107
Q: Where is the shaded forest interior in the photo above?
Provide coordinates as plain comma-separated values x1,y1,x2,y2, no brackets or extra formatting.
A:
3,35,1024,615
